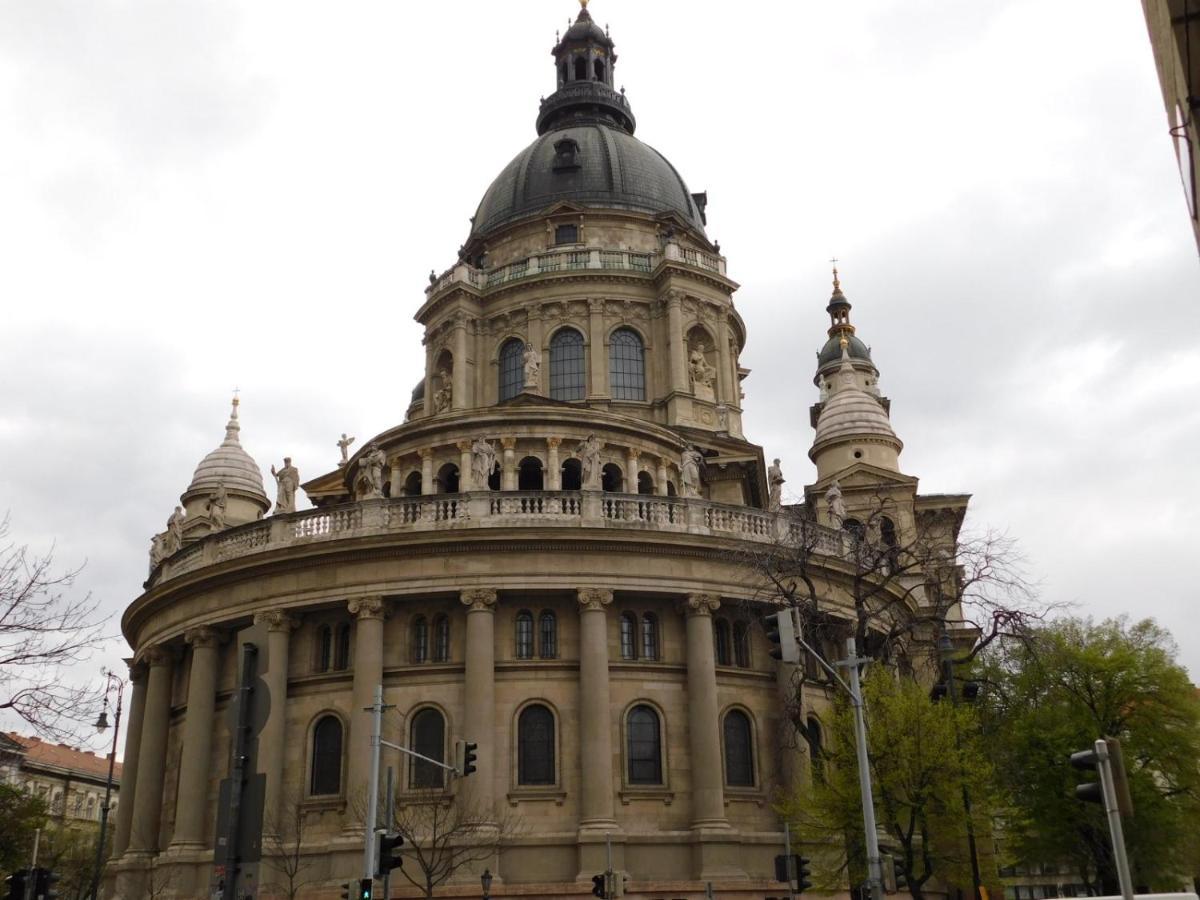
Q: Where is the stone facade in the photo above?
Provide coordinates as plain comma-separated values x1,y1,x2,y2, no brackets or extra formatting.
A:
1,732,121,825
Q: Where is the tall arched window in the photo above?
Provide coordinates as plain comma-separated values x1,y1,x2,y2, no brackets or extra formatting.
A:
714,619,732,666
433,615,450,662
499,338,526,401
549,329,586,401
539,611,557,659
723,710,755,787
619,613,637,660
641,613,659,661
317,625,332,672
335,623,351,670
410,708,446,789
807,716,824,781
515,610,534,660
517,704,556,785
411,616,429,664
627,705,662,785
311,716,343,796
733,621,751,668
609,328,646,400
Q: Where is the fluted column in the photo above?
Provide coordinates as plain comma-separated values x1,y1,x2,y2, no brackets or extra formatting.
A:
348,597,386,817
501,438,517,491
169,628,222,849
546,437,562,490
256,610,299,833
128,646,175,852
420,448,435,495
666,291,688,393
680,593,729,828
577,588,616,830
460,589,498,818
587,298,607,399
112,660,148,857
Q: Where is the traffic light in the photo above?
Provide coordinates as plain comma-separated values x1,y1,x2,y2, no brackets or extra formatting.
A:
591,873,607,897
4,869,28,900
1070,744,1105,804
455,739,478,777
33,867,59,900
1070,738,1133,817
764,610,800,663
795,856,813,893
340,879,355,900
774,855,811,891
358,877,374,899
376,831,404,875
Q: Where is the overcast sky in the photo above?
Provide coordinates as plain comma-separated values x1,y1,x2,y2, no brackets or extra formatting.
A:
1,0,1198,743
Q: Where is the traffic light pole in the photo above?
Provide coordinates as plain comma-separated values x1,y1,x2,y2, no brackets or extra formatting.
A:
842,638,884,900
941,642,983,900
364,685,384,881
1094,739,1135,900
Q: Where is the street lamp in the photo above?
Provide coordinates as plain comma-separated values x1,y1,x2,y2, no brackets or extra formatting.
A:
480,868,493,900
88,669,125,900
937,632,983,900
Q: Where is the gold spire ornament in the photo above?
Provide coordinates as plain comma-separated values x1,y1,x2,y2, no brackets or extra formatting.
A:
580,0,589,7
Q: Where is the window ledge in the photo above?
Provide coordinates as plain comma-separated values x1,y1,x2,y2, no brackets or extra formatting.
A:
300,795,346,812
506,788,567,806
723,789,766,807
619,787,673,806
395,790,454,807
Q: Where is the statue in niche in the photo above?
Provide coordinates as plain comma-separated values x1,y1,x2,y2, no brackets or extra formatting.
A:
825,480,846,527
337,433,356,466
471,437,497,491
149,533,165,572
207,482,228,531
576,433,602,490
433,367,453,413
164,506,185,556
271,458,300,514
523,343,541,394
359,445,386,499
689,348,716,400
680,445,704,498
768,459,785,512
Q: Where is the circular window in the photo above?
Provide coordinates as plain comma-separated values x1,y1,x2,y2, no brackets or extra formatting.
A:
853,450,863,459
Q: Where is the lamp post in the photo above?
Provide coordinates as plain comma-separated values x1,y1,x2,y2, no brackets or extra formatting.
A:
88,670,124,900
938,633,983,900
480,868,493,900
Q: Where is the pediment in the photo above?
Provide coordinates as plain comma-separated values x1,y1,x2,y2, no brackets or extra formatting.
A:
541,201,587,219
807,462,919,495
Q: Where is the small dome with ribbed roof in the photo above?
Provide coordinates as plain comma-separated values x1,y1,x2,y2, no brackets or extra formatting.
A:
812,344,901,457
184,398,269,505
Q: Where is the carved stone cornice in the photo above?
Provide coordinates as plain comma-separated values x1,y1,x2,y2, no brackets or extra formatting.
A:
679,593,720,617
460,588,498,612
348,596,387,621
577,588,614,612
184,625,224,648
253,610,300,634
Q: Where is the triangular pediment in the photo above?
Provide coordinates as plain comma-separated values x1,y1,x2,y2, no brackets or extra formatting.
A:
541,201,587,218
807,462,918,496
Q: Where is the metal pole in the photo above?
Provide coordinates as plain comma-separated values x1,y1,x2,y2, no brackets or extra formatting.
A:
383,767,394,900
365,685,384,880
784,822,796,900
1095,740,1134,900
89,676,123,900
605,831,613,900
942,642,983,900
27,828,40,900
844,637,883,900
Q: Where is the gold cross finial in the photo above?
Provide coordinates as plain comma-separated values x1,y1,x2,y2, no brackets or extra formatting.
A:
830,257,841,290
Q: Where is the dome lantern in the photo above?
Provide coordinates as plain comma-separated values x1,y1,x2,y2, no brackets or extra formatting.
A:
180,395,271,530
539,1,633,136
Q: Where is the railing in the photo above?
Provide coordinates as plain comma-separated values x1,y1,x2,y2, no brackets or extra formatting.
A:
154,493,846,585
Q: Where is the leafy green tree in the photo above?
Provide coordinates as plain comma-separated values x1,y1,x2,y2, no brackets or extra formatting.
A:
780,667,1002,900
40,823,106,900
0,783,47,872
978,617,1200,893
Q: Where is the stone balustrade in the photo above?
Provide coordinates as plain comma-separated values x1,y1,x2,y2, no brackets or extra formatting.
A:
150,492,850,586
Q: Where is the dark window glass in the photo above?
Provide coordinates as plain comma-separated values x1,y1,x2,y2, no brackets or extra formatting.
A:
517,704,556,785
539,611,557,659
515,611,534,660
641,613,659,661
609,328,646,400
627,705,662,784
433,615,450,663
620,613,636,660
555,224,578,244
733,621,750,668
411,616,428,664
549,329,586,401
807,717,824,780
499,338,525,401
317,625,332,672
335,623,351,670
723,709,754,786
714,619,731,666
410,708,445,789
310,716,343,796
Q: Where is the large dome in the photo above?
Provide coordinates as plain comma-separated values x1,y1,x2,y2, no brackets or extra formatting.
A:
469,121,708,241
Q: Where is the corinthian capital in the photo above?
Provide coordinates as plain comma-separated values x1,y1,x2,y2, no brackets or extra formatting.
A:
140,644,175,668
184,625,224,648
253,610,300,633
577,588,614,612
348,596,387,620
460,588,498,612
680,593,721,617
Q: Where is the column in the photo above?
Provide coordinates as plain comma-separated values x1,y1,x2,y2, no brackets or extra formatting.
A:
128,645,175,852
458,440,474,491
256,610,299,834
665,291,689,394
716,311,733,404
388,458,403,498
112,660,148,857
460,589,497,819
347,597,386,816
419,448,435,496
452,314,469,410
423,335,435,417
680,594,728,828
576,588,616,830
587,298,608,399
625,448,640,494
169,628,222,849
546,438,562,490
656,458,669,497
501,438,517,491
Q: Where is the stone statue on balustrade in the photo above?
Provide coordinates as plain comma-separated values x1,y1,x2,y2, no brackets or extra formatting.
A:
523,343,542,394
768,458,785,512
163,506,186,556
207,482,228,531
358,445,386,499
337,433,356,466
433,367,453,413
689,348,716,400
471,437,497,491
680,445,704,498
149,533,165,572
271,457,300,514
825,480,846,527
576,433,602,490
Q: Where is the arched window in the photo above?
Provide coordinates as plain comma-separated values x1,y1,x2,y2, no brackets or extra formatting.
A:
714,619,732,666
436,463,460,494
666,480,677,497
627,705,662,785
637,471,654,495
561,458,583,491
518,456,544,491
404,471,422,496
499,338,525,401
881,516,900,572
806,716,824,780
723,710,755,787
594,59,606,82
335,623,351,670
410,708,446,789
559,61,567,86
317,625,332,672
843,517,865,542
733,621,751,668
619,613,637,660
411,616,429,664
601,463,623,493
539,611,558,659
609,328,646,400
641,613,659,661
574,56,587,81
433,615,450,663
515,610,534,660
517,704,555,785
311,716,343,796
549,329,586,401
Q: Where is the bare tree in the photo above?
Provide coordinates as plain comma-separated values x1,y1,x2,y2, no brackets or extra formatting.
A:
0,515,108,737
262,787,320,900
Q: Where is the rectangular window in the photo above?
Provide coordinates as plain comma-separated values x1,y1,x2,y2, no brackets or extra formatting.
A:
555,224,579,244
